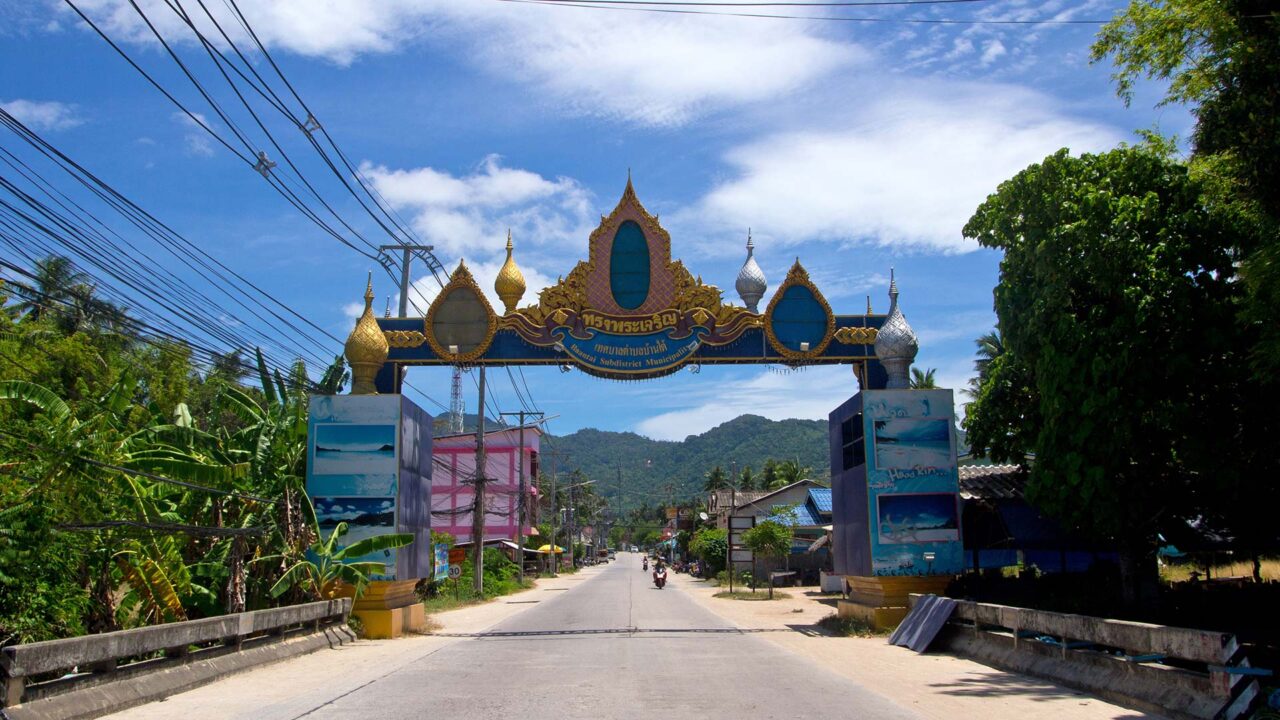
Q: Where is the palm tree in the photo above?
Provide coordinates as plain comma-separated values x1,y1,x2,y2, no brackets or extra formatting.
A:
703,465,730,492
760,459,779,490
11,256,90,321
910,367,938,389
738,465,756,491
968,329,1005,397
771,459,810,489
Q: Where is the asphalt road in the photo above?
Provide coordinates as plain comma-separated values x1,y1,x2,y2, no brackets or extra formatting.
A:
305,553,919,720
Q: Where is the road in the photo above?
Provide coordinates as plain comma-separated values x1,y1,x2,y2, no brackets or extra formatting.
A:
172,556,921,717
304,553,917,719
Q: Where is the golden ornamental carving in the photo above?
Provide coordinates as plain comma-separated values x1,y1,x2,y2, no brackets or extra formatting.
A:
494,231,526,314
424,259,498,364
764,260,836,360
344,274,390,395
834,326,878,345
385,330,427,348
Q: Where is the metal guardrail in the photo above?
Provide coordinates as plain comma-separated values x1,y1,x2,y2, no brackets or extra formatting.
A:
0,598,351,708
909,594,1264,720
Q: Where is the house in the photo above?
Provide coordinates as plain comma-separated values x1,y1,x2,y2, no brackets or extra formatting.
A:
431,426,540,544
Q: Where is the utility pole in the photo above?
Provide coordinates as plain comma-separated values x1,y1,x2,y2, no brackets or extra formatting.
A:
499,410,544,585
378,244,437,391
470,366,487,595
543,450,571,577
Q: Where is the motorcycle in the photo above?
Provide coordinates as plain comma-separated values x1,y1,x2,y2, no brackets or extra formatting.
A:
652,567,667,589
642,559,648,571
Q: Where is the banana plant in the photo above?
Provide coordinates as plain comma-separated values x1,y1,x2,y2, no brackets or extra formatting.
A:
266,514,413,600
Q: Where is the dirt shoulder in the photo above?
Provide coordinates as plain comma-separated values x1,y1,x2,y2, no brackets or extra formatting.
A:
670,573,1165,720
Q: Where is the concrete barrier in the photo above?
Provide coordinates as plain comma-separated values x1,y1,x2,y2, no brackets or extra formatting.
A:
1,598,353,720
908,594,1263,720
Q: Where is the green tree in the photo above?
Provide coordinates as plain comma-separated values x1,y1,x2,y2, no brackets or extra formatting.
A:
703,465,730,492
760,459,779,491
966,330,1005,398
737,465,756,492
741,520,792,598
909,367,937,389
1092,0,1280,379
688,527,727,577
962,145,1256,605
771,459,809,489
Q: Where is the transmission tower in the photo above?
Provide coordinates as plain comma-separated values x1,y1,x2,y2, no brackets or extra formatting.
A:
449,367,465,434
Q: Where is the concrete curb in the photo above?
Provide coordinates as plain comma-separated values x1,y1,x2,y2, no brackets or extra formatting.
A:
5,625,355,720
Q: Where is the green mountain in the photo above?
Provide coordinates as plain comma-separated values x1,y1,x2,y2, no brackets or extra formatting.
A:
542,414,832,510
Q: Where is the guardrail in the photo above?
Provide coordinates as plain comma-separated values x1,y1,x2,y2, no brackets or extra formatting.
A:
1,598,351,711
908,594,1265,720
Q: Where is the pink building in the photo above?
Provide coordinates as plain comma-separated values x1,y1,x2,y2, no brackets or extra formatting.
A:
431,427,541,544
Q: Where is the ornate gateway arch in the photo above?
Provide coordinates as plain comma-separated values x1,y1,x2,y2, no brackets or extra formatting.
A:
342,178,919,393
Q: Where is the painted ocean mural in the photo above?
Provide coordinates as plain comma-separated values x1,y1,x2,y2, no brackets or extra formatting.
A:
313,496,397,571
312,424,396,475
872,417,951,469
876,492,960,544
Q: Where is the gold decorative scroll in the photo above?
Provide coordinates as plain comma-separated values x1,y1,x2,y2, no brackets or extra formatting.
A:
834,326,878,345
385,330,427,348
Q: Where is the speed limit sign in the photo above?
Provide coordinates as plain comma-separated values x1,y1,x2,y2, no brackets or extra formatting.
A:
448,564,462,580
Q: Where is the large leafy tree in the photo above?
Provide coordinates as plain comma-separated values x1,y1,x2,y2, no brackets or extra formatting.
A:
703,465,730,492
963,145,1262,605
1092,0,1280,378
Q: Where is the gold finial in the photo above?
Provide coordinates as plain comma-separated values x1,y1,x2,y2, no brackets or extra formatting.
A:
495,229,526,314
344,272,389,395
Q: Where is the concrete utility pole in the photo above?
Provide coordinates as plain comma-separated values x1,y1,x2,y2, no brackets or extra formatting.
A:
470,366,487,594
499,410,543,585
378,244,438,391
543,450,571,577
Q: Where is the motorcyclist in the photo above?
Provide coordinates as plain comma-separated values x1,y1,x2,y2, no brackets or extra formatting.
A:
642,557,648,571
652,559,667,588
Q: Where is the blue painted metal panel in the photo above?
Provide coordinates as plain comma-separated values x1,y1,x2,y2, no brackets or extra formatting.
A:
610,220,650,310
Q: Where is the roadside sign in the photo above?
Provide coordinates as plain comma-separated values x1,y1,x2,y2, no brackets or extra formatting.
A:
433,544,449,582
448,564,462,580
448,548,466,565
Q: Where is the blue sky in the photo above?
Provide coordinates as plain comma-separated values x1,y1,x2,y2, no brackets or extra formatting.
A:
0,0,1187,441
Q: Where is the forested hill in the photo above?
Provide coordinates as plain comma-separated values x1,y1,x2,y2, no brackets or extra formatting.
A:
548,415,831,508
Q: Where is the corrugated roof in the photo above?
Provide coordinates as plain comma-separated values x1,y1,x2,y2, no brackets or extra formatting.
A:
770,501,823,528
808,487,832,513
957,464,1025,500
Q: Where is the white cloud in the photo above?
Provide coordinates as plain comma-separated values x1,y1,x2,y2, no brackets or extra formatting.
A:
66,1,863,126
980,39,1008,67
634,366,857,441
684,83,1121,253
1,99,82,131
172,111,214,157
362,155,594,260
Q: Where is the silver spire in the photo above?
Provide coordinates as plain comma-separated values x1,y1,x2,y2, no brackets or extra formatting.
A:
873,268,919,389
735,230,767,312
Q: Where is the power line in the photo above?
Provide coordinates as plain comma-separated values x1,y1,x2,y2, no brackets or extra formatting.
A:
534,0,991,5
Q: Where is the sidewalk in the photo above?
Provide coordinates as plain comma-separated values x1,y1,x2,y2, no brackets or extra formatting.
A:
102,567,607,719
670,573,1165,720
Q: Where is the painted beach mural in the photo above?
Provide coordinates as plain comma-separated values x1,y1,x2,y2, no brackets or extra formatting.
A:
312,423,397,475
876,492,961,544
861,389,964,576
872,417,951,469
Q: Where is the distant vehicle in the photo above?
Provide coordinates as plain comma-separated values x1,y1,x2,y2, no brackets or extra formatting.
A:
629,545,638,553
607,549,616,559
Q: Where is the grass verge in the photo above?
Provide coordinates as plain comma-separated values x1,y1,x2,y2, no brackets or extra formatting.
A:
713,590,792,601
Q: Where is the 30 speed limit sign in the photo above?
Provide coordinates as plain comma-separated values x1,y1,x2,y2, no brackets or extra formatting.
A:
448,564,462,580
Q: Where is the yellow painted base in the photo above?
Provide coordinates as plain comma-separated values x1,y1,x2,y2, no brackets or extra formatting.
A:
838,599,908,630
354,603,427,639
839,575,954,631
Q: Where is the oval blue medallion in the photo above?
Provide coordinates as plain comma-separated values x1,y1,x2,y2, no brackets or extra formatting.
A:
770,284,829,352
609,220,650,310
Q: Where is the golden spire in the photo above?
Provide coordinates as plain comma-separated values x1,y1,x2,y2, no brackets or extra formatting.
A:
494,229,526,314
344,273,389,395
